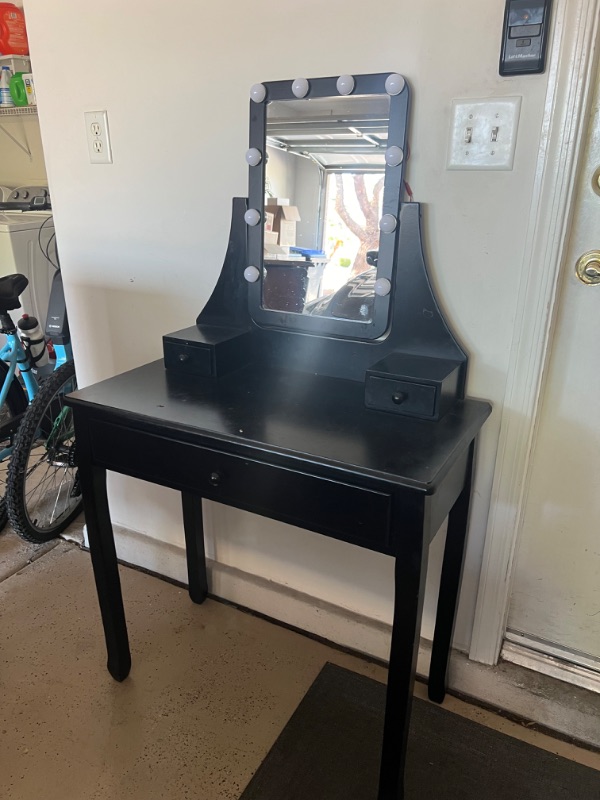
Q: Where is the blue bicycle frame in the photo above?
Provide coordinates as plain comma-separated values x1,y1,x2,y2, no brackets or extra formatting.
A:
52,342,73,368
0,329,73,463
0,333,36,406
0,332,34,464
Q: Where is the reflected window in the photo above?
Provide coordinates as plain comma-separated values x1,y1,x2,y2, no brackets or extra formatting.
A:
320,171,384,298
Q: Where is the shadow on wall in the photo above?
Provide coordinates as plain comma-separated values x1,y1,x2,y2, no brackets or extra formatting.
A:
66,283,189,388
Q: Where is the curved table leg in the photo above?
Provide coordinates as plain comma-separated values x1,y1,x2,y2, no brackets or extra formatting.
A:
78,458,131,682
428,442,475,704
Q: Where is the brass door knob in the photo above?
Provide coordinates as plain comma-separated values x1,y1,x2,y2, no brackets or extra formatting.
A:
575,251,600,285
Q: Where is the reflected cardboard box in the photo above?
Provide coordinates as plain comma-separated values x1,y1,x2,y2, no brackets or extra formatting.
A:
266,202,301,247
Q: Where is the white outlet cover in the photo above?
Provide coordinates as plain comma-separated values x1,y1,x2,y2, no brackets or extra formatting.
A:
84,110,113,164
447,96,522,171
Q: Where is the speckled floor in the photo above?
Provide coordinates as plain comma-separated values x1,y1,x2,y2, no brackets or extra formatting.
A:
0,538,598,800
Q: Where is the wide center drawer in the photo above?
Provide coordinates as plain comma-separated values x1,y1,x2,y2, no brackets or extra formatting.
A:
89,420,393,554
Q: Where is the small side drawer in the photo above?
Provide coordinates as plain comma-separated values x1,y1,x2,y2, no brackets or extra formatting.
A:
163,342,212,376
163,325,253,377
89,421,394,554
365,353,462,420
365,376,436,418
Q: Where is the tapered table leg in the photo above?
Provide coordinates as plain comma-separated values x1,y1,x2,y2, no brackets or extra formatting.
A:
428,442,475,703
78,456,131,682
182,492,208,604
378,501,429,800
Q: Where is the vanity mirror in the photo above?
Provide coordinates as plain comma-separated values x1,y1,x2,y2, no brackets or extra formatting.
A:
164,71,468,423
246,73,409,340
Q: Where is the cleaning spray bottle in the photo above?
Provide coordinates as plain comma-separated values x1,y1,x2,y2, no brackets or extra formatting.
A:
0,65,14,107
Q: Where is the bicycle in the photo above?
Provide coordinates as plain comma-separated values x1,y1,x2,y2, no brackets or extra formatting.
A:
0,270,81,543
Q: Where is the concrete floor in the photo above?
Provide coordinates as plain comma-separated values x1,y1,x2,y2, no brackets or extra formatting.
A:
1,533,598,800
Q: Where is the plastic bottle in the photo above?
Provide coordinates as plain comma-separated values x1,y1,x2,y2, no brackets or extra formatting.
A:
9,71,27,106
0,4,29,56
18,313,49,370
0,65,13,107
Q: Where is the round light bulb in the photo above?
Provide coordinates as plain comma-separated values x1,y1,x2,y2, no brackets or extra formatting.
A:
244,266,260,283
379,214,397,234
385,146,404,167
292,78,309,98
374,278,392,297
245,148,262,166
250,83,267,103
244,208,261,226
336,74,355,96
385,73,406,96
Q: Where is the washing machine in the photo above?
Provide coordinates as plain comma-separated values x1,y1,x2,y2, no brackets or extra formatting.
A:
0,185,55,329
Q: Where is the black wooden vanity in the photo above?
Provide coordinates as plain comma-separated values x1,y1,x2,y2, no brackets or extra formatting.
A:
67,73,491,799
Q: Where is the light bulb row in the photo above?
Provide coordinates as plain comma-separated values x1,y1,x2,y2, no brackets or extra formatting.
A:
244,208,398,233
249,73,406,103
244,267,391,296
245,144,403,170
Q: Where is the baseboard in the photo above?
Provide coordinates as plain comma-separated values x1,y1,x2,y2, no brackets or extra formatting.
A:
86,524,600,749
102,522,399,665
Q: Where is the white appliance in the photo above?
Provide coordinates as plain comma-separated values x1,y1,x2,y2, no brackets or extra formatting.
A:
0,186,13,202
0,210,55,329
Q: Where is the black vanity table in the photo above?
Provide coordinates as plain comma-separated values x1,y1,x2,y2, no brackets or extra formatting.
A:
67,73,491,799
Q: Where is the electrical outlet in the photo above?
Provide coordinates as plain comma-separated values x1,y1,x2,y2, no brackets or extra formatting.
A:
447,97,522,170
84,110,112,164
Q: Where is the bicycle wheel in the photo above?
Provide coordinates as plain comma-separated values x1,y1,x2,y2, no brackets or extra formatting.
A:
7,361,82,543
0,358,28,532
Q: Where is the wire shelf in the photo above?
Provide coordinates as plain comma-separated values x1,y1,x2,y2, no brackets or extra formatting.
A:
0,106,37,117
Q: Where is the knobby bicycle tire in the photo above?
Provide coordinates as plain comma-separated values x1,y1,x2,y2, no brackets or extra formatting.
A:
7,361,82,543
0,358,28,532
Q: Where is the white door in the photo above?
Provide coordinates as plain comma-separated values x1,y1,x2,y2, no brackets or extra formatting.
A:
506,62,600,671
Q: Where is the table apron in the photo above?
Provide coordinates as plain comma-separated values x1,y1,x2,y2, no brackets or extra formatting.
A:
87,418,400,555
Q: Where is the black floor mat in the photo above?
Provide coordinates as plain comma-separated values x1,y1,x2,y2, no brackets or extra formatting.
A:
240,662,600,800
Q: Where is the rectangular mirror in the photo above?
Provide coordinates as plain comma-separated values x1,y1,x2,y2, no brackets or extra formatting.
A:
247,73,409,340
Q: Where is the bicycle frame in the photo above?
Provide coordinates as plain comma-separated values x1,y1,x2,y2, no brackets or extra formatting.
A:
0,331,35,463
0,333,37,406
0,325,72,463
0,269,74,463
52,342,73,368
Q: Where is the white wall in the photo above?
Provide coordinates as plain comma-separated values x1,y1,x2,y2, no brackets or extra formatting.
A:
265,146,296,200
22,0,550,654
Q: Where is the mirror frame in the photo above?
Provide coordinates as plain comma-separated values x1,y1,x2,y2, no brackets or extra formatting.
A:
246,72,410,340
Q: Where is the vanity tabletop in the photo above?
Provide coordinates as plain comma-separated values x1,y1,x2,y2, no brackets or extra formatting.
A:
67,359,491,492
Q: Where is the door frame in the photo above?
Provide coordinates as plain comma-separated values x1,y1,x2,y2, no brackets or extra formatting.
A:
469,0,600,666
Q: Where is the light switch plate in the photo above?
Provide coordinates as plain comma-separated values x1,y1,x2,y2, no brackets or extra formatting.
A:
447,96,521,171
84,110,113,164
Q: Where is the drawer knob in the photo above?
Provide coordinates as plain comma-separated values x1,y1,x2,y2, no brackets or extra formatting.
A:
178,352,190,363
209,471,222,486
392,391,407,405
